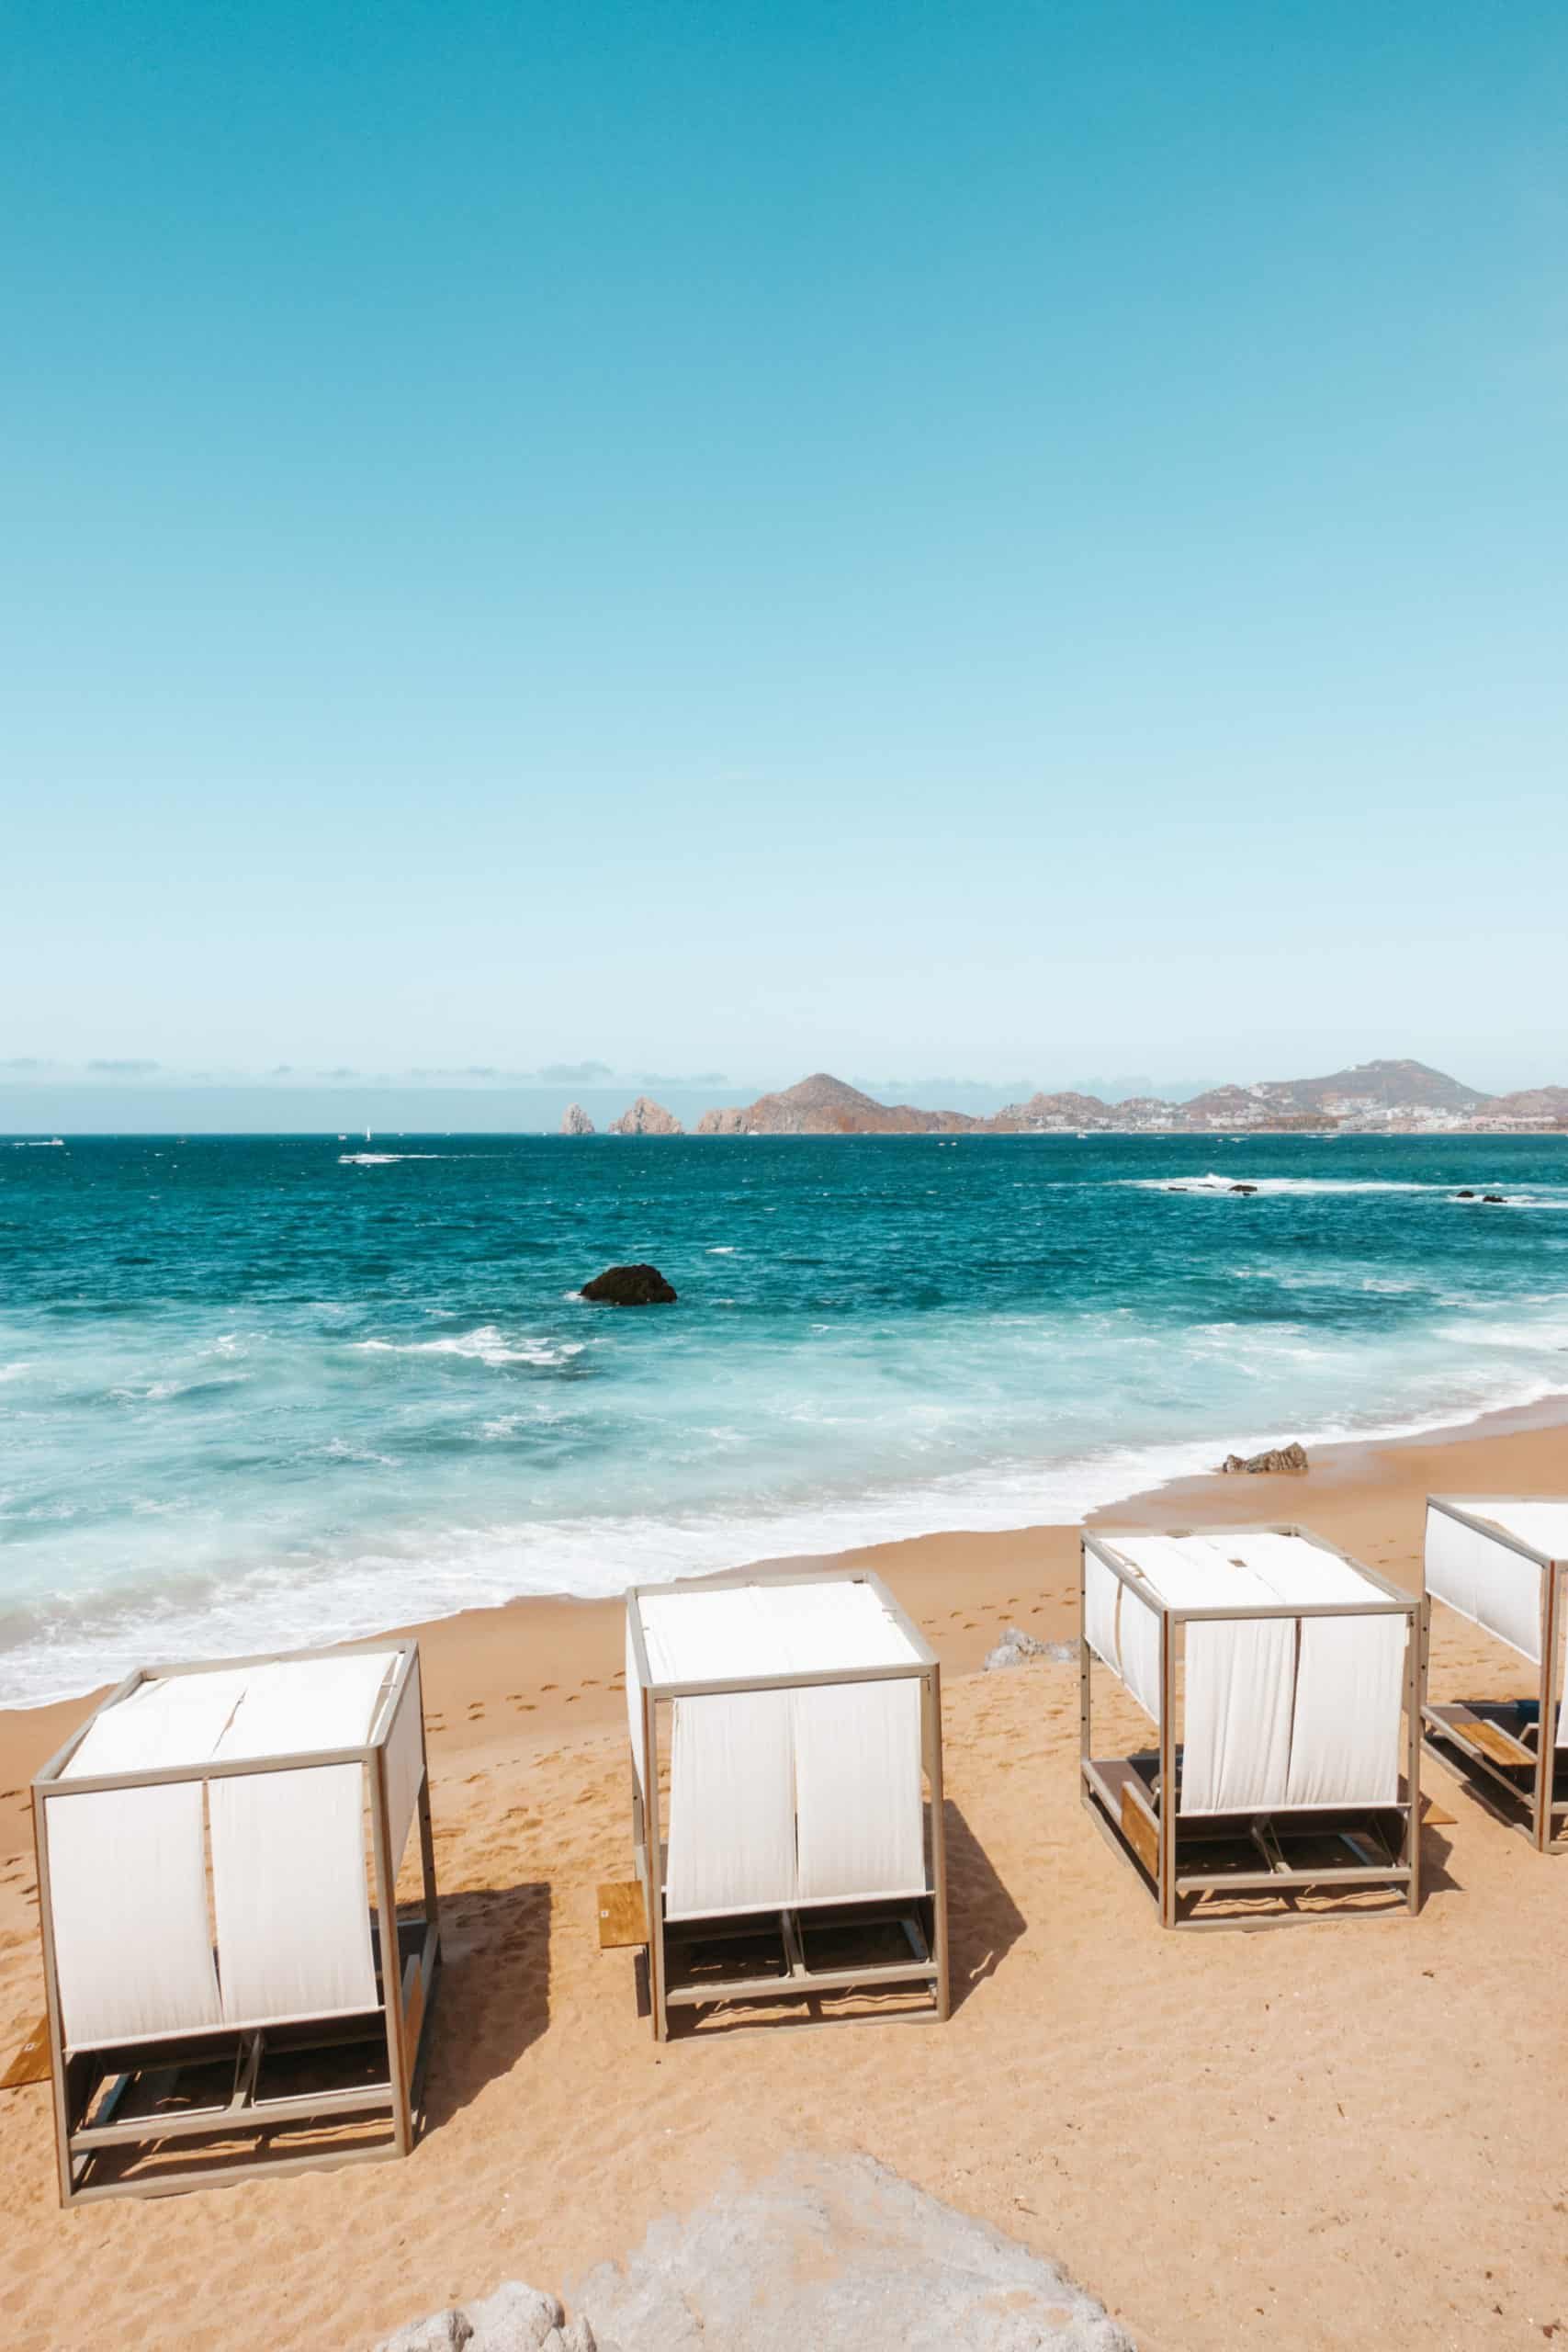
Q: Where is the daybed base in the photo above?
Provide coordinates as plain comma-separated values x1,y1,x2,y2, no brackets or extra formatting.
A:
1422,1701,1568,1851
54,1916,440,2203
1082,1753,1416,1925
660,1894,940,2026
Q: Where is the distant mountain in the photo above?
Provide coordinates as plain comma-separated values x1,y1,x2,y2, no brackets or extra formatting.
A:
1484,1085,1568,1126
696,1072,978,1136
989,1091,1116,1132
692,1057,1560,1135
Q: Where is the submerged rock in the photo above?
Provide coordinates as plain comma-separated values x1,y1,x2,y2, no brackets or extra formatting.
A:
1230,1182,1258,1195
1220,1442,1308,1475
581,1263,677,1306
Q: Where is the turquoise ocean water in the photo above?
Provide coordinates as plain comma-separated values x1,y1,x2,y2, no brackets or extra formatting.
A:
3,1131,1567,1705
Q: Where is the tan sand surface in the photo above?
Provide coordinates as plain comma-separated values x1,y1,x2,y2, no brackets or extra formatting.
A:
1,1406,1566,2348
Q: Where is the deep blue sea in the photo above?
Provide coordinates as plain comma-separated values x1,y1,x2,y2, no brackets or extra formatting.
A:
3,1130,1567,1705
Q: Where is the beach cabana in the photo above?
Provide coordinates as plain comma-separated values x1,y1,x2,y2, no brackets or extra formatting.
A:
30,1638,439,2204
1080,1526,1425,1926
1422,1495,1568,1851
623,1570,948,2035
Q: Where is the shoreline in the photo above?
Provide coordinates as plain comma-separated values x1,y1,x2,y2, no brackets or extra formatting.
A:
3,1386,1564,1865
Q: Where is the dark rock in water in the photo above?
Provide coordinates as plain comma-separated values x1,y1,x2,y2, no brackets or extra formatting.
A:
1483,1193,1505,1204
1230,1182,1258,1195
1456,1190,1476,1199
1221,1441,1309,1475
581,1263,677,1306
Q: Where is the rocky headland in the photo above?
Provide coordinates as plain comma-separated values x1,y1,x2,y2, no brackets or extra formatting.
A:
607,1095,682,1136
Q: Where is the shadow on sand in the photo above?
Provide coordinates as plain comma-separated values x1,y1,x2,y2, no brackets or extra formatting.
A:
422,1881,552,2130
943,1798,1028,2013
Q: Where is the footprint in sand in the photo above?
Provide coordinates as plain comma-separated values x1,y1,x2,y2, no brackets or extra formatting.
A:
582,1678,600,1687
541,1682,558,1691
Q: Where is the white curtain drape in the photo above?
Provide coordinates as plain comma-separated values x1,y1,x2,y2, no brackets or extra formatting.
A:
383,1657,425,1871
45,1781,221,2052
209,1656,386,2025
1425,1504,1543,1664
49,1668,252,2050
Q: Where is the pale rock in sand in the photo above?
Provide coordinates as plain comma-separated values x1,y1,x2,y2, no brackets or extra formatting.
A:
461,2280,564,2350
984,1625,1052,1672
379,2312,473,2352
571,2152,1134,2349
376,2155,1131,2349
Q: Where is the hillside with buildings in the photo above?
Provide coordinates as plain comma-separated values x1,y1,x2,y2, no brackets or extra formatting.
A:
631,1059,1568,1136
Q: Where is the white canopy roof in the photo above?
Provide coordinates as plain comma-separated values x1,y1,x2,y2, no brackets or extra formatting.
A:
1437,1498,1568,1565
1105,1529,1388,1608
62,1652,397,1781
635,1578,922,1688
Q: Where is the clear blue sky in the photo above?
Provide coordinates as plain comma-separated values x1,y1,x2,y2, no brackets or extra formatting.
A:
5,1,1565,1097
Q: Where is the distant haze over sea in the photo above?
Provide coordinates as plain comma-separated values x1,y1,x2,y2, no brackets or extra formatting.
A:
3,1055,1563,1135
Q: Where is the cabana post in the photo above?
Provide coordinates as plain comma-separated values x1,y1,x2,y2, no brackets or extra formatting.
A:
29,1637,441,2204
1080,1525,1426,1928
624,1569,947,2035
1421,1496,1568,1852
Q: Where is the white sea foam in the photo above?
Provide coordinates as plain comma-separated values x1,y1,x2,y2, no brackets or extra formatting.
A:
338,1151,447,1165
1123,1172,1447,1197
351,1325,584,1367
6,1360,1568,1710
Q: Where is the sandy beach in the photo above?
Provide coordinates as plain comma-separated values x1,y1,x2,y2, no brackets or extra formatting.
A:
2,1400,1566,2348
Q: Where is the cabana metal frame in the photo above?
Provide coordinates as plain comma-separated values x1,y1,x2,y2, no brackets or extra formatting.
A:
625,1568,949,2036
30,1636,441,2205
1080,1524,1427,1928
1421,1495,1567,1853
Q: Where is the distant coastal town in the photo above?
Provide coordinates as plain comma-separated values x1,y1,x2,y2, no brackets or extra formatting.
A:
568,1059,1568,1139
